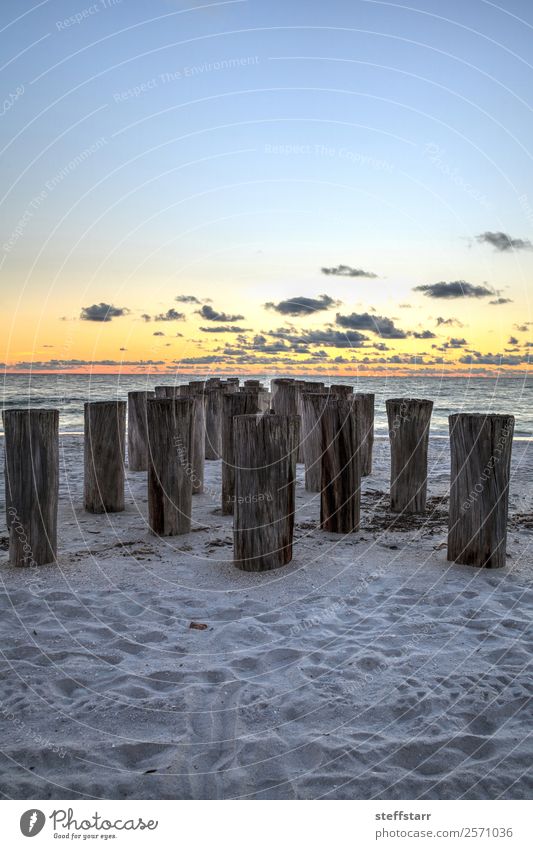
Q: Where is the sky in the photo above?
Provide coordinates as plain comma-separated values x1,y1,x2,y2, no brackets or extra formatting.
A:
1,0,532,377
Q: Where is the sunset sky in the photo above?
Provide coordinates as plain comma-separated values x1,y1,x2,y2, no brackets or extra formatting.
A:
1,0,532,377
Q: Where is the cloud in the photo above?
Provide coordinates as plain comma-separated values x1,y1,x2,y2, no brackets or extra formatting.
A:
411,330,436,339
335,311,407,338
199,325,251,333
414,281,493,299
514,323,532,332
489,297,513,305
153,331,165,336
154,308,185,322
5,358,165,370
321,264,378,279
459,352,528,366
80,303,129,322
179,355,222,364
198,304,245,322
141,313,151,322
508,336,519,345
264,294,340,316
269,326,368,348
476,231,532,252
175,294,202,304
436,316,463,327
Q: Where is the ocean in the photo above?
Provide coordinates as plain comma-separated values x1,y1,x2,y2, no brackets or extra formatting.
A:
1,373,531,439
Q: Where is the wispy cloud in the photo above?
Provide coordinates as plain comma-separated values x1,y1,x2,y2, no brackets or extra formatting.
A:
436,316,464,327
175,294,202,304
199,325,251,333
321,264,378,279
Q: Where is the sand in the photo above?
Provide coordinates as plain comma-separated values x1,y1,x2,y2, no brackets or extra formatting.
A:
0,435,532,800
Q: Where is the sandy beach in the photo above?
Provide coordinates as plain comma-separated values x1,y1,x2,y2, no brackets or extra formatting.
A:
0,434,531,800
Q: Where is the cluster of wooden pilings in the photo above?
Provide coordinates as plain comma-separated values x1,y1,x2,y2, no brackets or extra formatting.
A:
2,378,514,572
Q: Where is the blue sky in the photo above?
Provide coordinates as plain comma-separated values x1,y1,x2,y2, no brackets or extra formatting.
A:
1,0,532,374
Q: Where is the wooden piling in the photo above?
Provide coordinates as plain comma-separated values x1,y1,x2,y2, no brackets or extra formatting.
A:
146,397,193,535
205,386,224,460
221,392,260,514
386,398,433,514
179,387,206,494
448,413,514,569
329,384,354,398
3,408,59,567
298,381,325,464
354,392,375,477
127,391,155,472
84,401,126,514
271,379,303,461
301,392,329,491
233,413,298,571
320,397,361,533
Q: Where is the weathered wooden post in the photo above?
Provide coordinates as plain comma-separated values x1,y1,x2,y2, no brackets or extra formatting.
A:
154,386,168,398
270,377,293,410
329,384,353,398
84,401,126,513
298,381,325,464
320,397,361,533
226,377,240,389
354,392,375,477
128,391,155,472
448,413,514,569
146,397,193,535
257,390,271,413
233,413,298,571
271,379,303,461
3,408,59,567
205,386,224,460
179,387,206,494
189,380,206,392
301,392,329,491
386,398,433,513
221,392,260,514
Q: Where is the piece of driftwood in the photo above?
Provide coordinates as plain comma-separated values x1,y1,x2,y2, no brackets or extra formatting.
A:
221,392,259,514
301,392,329,491
233,413,298,571
320,397,361,533
179,387,206,494
3,408,59,567
354,392,375,477
84,401,126,513
448,413,514,569
146,398,193,535
386,398,433,513
128,391,155,472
